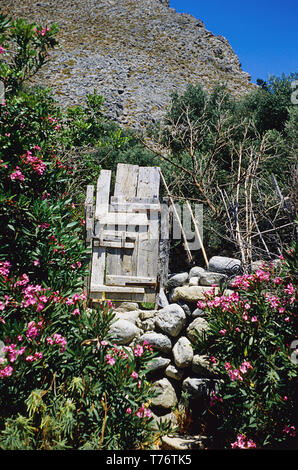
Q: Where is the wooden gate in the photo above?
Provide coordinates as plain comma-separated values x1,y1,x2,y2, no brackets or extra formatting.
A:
85,163,170,305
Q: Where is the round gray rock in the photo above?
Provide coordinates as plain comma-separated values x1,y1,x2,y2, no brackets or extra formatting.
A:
186,317,209,344
167,272,189,289
108,319,140,345
139,332,172,353
152,378,178,409
188,266,206,279
208,256,241,275
172,336,194,368
165,364,184,381
155,304,186,337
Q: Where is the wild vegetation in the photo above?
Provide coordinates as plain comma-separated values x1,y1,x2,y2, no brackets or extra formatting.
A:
0,15,297,449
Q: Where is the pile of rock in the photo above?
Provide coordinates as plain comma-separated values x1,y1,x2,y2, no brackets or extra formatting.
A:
107,256,241,425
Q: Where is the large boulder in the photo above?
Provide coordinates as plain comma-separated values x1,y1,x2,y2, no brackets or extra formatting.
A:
192,354,218,378
208,256,241,275
186,317,209,344
165,364,184,381
147,356,171,373
199,272,228,286
108,319,140,345
139,332,172,354
171,286,218,302
188,266,206,279
167,272,189,289
172,336,194,368
151,378,178,409
155,304,186,337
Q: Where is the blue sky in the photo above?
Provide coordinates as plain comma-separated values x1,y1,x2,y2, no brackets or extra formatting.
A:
170,0,298,83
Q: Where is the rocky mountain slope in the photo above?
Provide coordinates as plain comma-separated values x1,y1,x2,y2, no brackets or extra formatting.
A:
1,0,254,128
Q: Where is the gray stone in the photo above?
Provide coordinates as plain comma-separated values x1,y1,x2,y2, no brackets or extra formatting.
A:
147,356,171,373
114,302,139,313
172,285,219,302
208,256,241,275
191,308,206,318
139,332,172,354
182,378,219,399
108,319,140,345
157,288,169,308
186,317,209,344
152,378,178,409
114,310,140,324
199,272,228,286
192,354,217,377
178,303,192,317
165,364,184,381
189,276,199,286
166,272,189,289
155,304,186,337
161,434,207,450
188,266,206,279
150,412,177,431
172,336,194,369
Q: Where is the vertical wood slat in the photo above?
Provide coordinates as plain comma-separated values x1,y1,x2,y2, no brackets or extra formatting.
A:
136,167,160,281
85,185,94,247
137,166,160,199
90,170,111,292
159,197,170,290
114,163,139,200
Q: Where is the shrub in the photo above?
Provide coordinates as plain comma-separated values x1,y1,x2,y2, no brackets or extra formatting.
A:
194,247,298,449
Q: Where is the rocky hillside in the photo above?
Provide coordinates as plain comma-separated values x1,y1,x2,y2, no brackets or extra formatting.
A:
1,0,254,128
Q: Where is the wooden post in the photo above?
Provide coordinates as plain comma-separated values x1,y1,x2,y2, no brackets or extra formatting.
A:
185,200,209,269
159,170,193,264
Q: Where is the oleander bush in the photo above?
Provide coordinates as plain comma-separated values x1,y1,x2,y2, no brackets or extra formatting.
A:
0,15,163,450
194,245,298,449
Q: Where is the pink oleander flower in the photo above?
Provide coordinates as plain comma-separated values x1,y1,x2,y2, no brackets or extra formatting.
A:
9,167,25,182
33,259,40,266
26,321,39,340
131,371,138,379
284,425,296,437
72,308,80,316
25,355,35,362
0,46,5,54
134,344,144,357
0,365,13,378
52,333,67,352
126,407,132,414
284,283,294,296
219,329,227,336
106,354,115,366
0,261,11,277
240,360,253,374
100,340,108,346
251,316,258,322
231,433,256,449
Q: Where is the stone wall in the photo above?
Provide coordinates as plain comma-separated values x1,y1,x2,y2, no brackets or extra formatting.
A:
108,255,242,426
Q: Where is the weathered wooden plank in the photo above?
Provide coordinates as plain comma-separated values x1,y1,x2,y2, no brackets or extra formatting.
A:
90,291,156,303
90,246,106,292
137,166,160,199
111,196,159,204
94,240,135,249
84,185,94,246
110,202,160,212
89,285,145,294
97,212,149,226
114,163,139,200
106,275,156,285
158,197,170,289
95,169,111,219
